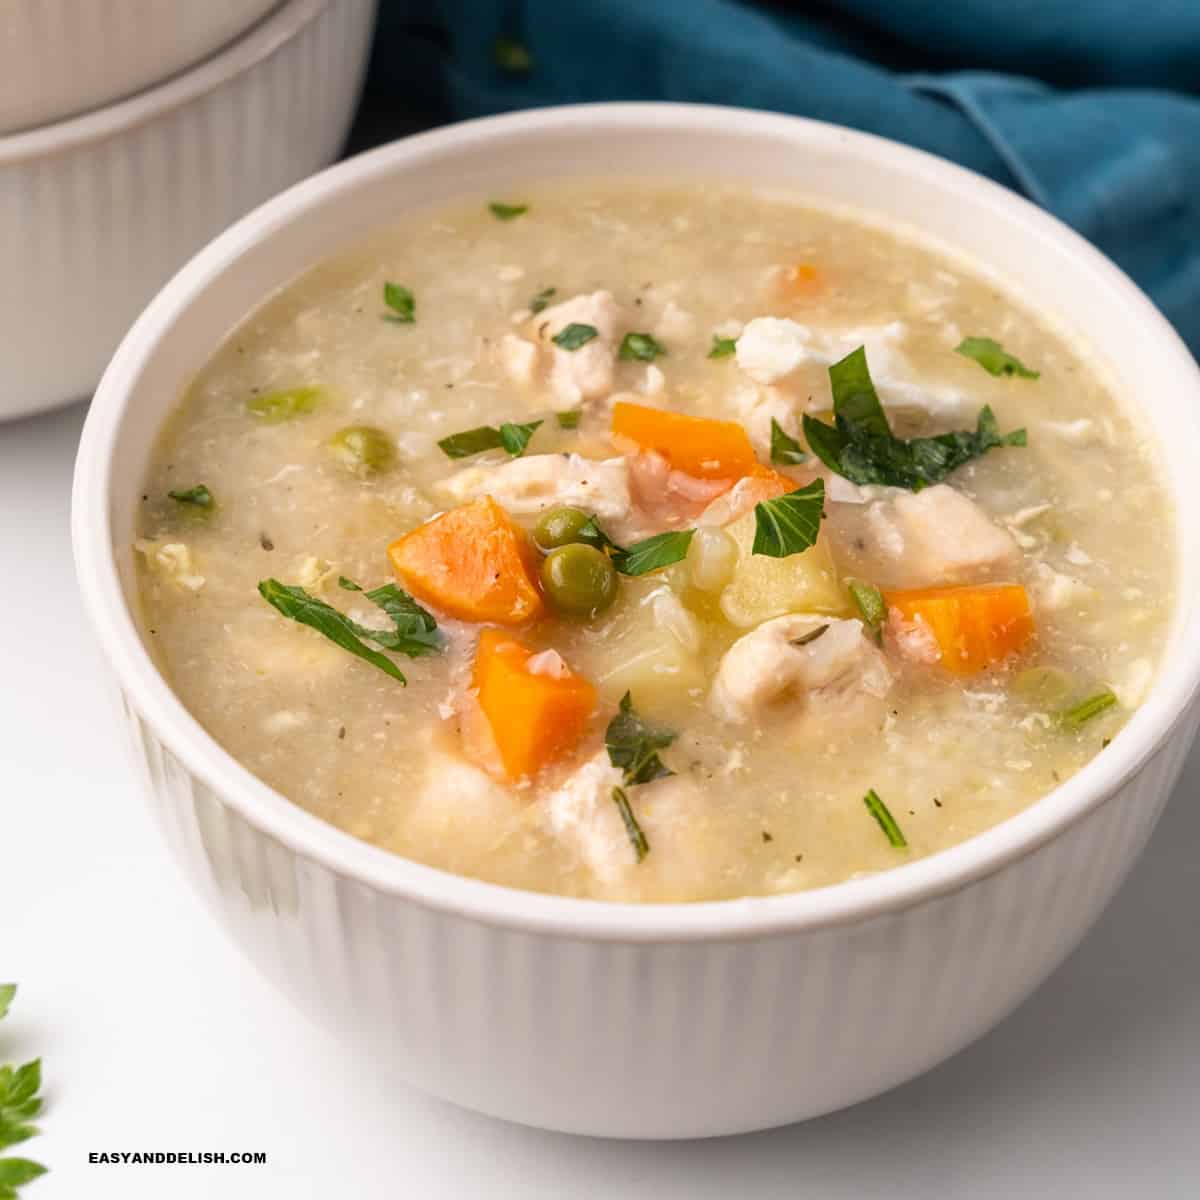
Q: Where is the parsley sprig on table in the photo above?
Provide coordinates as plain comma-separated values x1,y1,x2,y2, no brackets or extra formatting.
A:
0,985,47,1197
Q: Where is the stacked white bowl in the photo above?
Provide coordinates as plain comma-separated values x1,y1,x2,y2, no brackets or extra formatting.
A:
0,0,378,420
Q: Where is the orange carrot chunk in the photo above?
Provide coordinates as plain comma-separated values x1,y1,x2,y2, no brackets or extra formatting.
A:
472,630,596,779
388,496,543,626
885,583,1034,675
612,401,760,481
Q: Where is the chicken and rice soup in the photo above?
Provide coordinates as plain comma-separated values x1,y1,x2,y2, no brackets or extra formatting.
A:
135,182,1173,902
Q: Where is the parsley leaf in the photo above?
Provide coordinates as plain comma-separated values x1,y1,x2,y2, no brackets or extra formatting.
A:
499,419,543,456
566,517,692,575
246,386,321,422
383,282,415,324
529,286,557,314
752,480,825,558
551,323,598,350
575,515,621,555
864,789,907,848
336,577,442,656
619,332,666,362
606,692,677,786
360,584,442,656
258,579,442,683
494,35,533,73
769,418,807,465
956,336,1039,379
611,529,694,576
802,346,1025,490
437,420,542,459
611,787,650,862
847,578,886,642
489,202,528,220
0,1159,47,1193
708,334,738,359
168,484,213,509
556,409,581,429
0,987,48,1194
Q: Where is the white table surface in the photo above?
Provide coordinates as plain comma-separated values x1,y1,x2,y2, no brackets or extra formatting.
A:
4,399,1199,1198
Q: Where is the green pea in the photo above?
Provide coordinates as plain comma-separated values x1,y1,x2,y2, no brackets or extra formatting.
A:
326,425,396,477
541,544,618,617
533,506,594,552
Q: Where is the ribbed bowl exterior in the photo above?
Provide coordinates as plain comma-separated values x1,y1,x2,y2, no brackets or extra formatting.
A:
0,0,281,132
117,686,1198,1138
0,0,376,421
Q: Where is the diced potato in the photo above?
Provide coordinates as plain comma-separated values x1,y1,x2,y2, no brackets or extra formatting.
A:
574,582,706,716
719,511,846,628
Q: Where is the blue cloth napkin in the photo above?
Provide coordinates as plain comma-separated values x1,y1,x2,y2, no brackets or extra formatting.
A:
364,1,1200,353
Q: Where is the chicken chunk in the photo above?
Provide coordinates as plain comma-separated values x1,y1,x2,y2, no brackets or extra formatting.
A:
730,381,801,458
532,290,626,409
831,484,1019,589
735,317,967,417
710,614,892,726
436,452,632,525
541,752,734,901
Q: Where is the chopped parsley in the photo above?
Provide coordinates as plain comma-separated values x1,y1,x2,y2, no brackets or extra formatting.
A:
257,578,441,683
619,332,666,362
551,323,598,351
611,787,650,862
529,286,557,314
791,624,829,647
246,385,321,422
864,789,908,848
611,529,694,576
802,346,1026,490
564,515,692,575
0,984,48,1196
556,409,581,429
1060,688,1118,729
956,336,1039,379
488,201,528,220
437,419,543,459
752,479,825,558
769,418,808,465
168,484,213,509
708,334,738,359
847,579,886,641
605,692,677,785
382,282,415,324
494,35,533,73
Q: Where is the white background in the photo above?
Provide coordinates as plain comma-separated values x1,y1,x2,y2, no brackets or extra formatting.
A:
3,401,1199,1197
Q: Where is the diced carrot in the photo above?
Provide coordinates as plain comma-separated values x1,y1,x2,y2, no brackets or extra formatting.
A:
884,583,1034,675
472,630,596,779
612,401,760,481
388,496,543,626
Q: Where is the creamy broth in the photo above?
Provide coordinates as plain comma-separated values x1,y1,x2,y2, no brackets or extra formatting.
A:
135,181,1174,902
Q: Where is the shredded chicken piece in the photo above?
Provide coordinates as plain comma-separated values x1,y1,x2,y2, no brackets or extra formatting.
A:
436,452,632,524
710,614,892,725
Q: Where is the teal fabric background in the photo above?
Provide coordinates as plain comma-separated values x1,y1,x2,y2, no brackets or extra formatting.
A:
362,1,1200,352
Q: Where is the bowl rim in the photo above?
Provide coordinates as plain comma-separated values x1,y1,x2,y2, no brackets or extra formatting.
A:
0,0,332,164
72,101,1200,942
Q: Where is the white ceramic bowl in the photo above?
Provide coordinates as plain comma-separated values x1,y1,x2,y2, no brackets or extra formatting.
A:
0,0,376,423
0,0,281,134
72,104,1200,1139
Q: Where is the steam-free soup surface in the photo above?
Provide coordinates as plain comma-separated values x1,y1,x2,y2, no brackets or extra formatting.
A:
135,181,1173,902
